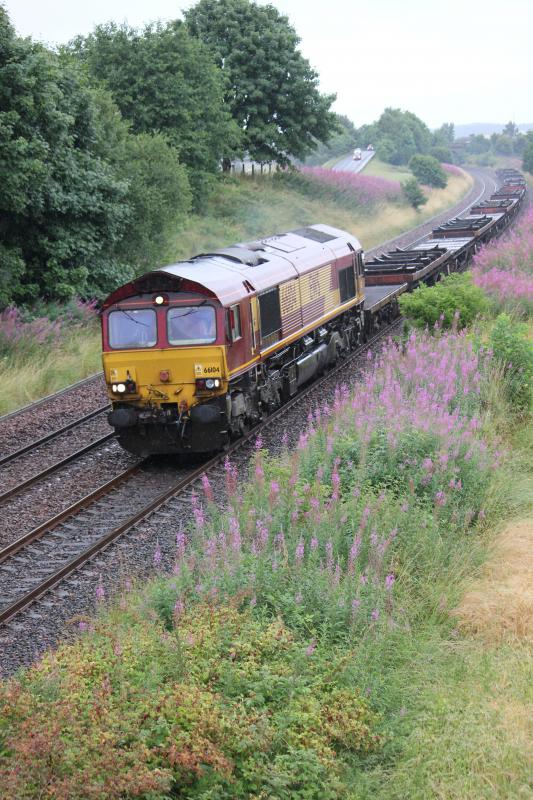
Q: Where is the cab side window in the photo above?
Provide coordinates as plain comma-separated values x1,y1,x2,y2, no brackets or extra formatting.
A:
228,304,242,341
339,266,356,302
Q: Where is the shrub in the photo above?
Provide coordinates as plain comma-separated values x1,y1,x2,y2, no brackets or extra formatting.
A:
0,605,379,799
402,178,427,209
489,313,532,412
408,154,448,188
471,208,533,317
398,272,489,330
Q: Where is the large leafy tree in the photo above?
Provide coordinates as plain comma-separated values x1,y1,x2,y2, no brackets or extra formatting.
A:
0,8,130,305
69,21,241,203
356,108,432,165
185,0,337,165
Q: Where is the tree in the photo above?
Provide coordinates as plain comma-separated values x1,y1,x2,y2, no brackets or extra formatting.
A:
433,122,454,147
409,155,447,188
185,0,337,165
304,114,356,166
402,178,427,210
355,108,432,165
429,145,453,163
0,8,130,306
69,21,241,205
111,133,192,273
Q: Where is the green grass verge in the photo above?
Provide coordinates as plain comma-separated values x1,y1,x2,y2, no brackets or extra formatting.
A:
167,170,472,260
360,157,412,183
0,326,101,415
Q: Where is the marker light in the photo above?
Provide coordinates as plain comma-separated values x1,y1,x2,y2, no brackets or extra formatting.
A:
205,378,221,390
112,384,117,392
154,295,165,305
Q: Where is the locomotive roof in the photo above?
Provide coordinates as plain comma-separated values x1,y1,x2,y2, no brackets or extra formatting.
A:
149,224,362,306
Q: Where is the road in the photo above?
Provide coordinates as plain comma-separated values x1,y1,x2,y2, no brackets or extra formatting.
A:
332,150,375,173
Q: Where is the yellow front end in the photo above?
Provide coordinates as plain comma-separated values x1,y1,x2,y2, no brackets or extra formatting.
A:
103,345,229,410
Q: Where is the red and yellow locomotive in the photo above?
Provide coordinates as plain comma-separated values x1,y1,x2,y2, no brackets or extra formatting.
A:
101,224,364,456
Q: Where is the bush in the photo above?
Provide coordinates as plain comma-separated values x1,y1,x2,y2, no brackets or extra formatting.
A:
399,273,490,330
408,154,448,188
402,178,427,209
489,313,532,412
0,604,380,799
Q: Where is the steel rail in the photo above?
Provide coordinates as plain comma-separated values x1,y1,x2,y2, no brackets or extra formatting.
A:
0,463,141,564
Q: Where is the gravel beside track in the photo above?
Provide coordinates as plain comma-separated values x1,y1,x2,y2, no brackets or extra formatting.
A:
0,374,107,459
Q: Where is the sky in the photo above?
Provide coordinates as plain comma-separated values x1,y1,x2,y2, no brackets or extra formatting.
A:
4,0,532,129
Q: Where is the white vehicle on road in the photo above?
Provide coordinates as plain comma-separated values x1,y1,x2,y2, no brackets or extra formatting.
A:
353,148,362,160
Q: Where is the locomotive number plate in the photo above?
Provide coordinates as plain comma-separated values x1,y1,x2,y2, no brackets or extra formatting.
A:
194,363,221,377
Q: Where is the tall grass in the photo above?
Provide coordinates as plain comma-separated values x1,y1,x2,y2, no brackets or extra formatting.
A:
0,302,101,414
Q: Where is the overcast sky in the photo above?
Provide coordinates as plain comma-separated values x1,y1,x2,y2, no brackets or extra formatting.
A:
4,0,532,129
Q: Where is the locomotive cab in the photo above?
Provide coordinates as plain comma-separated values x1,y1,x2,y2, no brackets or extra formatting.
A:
102,281,232,456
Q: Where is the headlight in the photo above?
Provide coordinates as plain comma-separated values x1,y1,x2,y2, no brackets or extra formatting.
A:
117,383,126,393
204,378,221,389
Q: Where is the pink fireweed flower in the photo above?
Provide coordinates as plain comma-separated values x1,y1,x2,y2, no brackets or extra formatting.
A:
95,575,105,602
201,472,214,502
173,597,185,622
385,573,395,591
176,529,187,560
255,434,263,450
281,430,289,448
371,608,380,622
269,480,280,504
325,540,334,571
250,595,257,608
310,536,319,551
305,639,317,656
434,490,447,507
295,538,305,566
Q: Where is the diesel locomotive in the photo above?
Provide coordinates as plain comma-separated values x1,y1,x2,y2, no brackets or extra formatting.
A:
102,225,366,456
102,169,526,457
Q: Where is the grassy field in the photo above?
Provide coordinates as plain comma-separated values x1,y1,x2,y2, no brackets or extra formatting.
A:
0,325,102,415
361,157,413,183
167,169,472,259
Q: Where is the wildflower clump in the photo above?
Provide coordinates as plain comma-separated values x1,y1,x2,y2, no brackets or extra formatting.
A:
275,166,401,210
472,207,533,317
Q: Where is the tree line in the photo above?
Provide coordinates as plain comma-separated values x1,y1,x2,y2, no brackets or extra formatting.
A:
0,0,337,307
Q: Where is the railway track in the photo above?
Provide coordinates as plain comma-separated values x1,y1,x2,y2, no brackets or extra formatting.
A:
0,318,402,627
0,405,115,506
